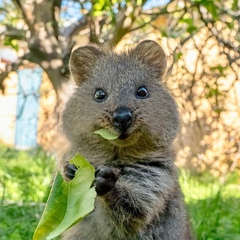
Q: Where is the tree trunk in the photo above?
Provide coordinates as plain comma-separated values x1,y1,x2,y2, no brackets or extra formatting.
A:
38,66,74,154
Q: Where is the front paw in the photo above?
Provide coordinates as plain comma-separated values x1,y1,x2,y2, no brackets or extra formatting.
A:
64,162,78,180
95,166,119,196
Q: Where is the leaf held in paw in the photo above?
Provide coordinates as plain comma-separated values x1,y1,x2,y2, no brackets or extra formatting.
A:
94,129,120,140
33,154,96,240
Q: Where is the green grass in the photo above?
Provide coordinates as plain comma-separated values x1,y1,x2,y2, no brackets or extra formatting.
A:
0,146,56,239
180,170,240,239
0,145,240,240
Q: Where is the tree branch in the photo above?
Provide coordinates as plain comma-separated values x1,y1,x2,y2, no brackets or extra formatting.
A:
221,7,240,19
129,0,177,33
0,57,27,93
0,7,8,13
12,0,34,33
166,29,203,77
60,15,88,38
197,4,240,53
141,0,176,16
2,24,27,41
102,0,150,46
52,0,62,39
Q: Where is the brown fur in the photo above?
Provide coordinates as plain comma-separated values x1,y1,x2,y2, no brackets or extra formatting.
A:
59,40,193,239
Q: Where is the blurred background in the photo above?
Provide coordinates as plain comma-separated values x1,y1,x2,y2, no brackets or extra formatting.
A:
0,0,239,239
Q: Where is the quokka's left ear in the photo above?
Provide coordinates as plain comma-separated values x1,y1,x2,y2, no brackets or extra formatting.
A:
129,40,167,80
69,45,106,85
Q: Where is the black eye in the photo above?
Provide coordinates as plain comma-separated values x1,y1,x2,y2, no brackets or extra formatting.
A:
136,86,149,99
94,89,107,102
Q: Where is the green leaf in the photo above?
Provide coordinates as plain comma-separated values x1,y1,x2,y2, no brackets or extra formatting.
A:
202,0,218,21
179,18,197,34
33,172,68,240
232,0,238,10
94,129,120,140
174,52,183,62
4,37,19,51
33,154,96,240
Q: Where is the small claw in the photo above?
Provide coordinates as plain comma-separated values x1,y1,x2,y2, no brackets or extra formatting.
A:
64,162,78,180
95,165,118,181
95,166,118,196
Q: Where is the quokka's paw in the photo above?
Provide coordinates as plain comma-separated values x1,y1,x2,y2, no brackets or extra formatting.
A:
95,166,119,196
64,162,78,180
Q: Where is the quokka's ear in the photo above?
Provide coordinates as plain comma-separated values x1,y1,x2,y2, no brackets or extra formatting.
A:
130,40,167,79
69,45,105,85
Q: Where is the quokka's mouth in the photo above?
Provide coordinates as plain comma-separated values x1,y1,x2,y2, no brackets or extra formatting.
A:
118,133,129,140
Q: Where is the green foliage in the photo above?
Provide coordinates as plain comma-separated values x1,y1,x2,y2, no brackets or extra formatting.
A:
0,146,55,202
180,170,240,239
196,0,218,20
90,0,146,38
0,202,46,240
232,0,238,10
92,0,115,20
0,145,56,239
3,36,19,51
179,17,198,34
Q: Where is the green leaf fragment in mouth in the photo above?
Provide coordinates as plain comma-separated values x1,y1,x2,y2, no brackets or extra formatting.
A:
94,129,120,140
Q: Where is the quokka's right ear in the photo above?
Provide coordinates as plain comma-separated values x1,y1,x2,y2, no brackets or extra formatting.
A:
69,45,105,85
130,40,167,80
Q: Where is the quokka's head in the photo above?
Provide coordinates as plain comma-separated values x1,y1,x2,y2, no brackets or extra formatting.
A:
62,40,180,148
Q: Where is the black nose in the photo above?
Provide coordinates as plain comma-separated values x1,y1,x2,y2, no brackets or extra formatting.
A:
112,107,132,131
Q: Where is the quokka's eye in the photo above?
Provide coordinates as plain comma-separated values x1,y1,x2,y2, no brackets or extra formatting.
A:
136,86,149,99
94,89,107,102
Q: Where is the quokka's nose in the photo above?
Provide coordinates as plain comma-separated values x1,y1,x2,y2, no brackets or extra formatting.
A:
112,107,132,131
